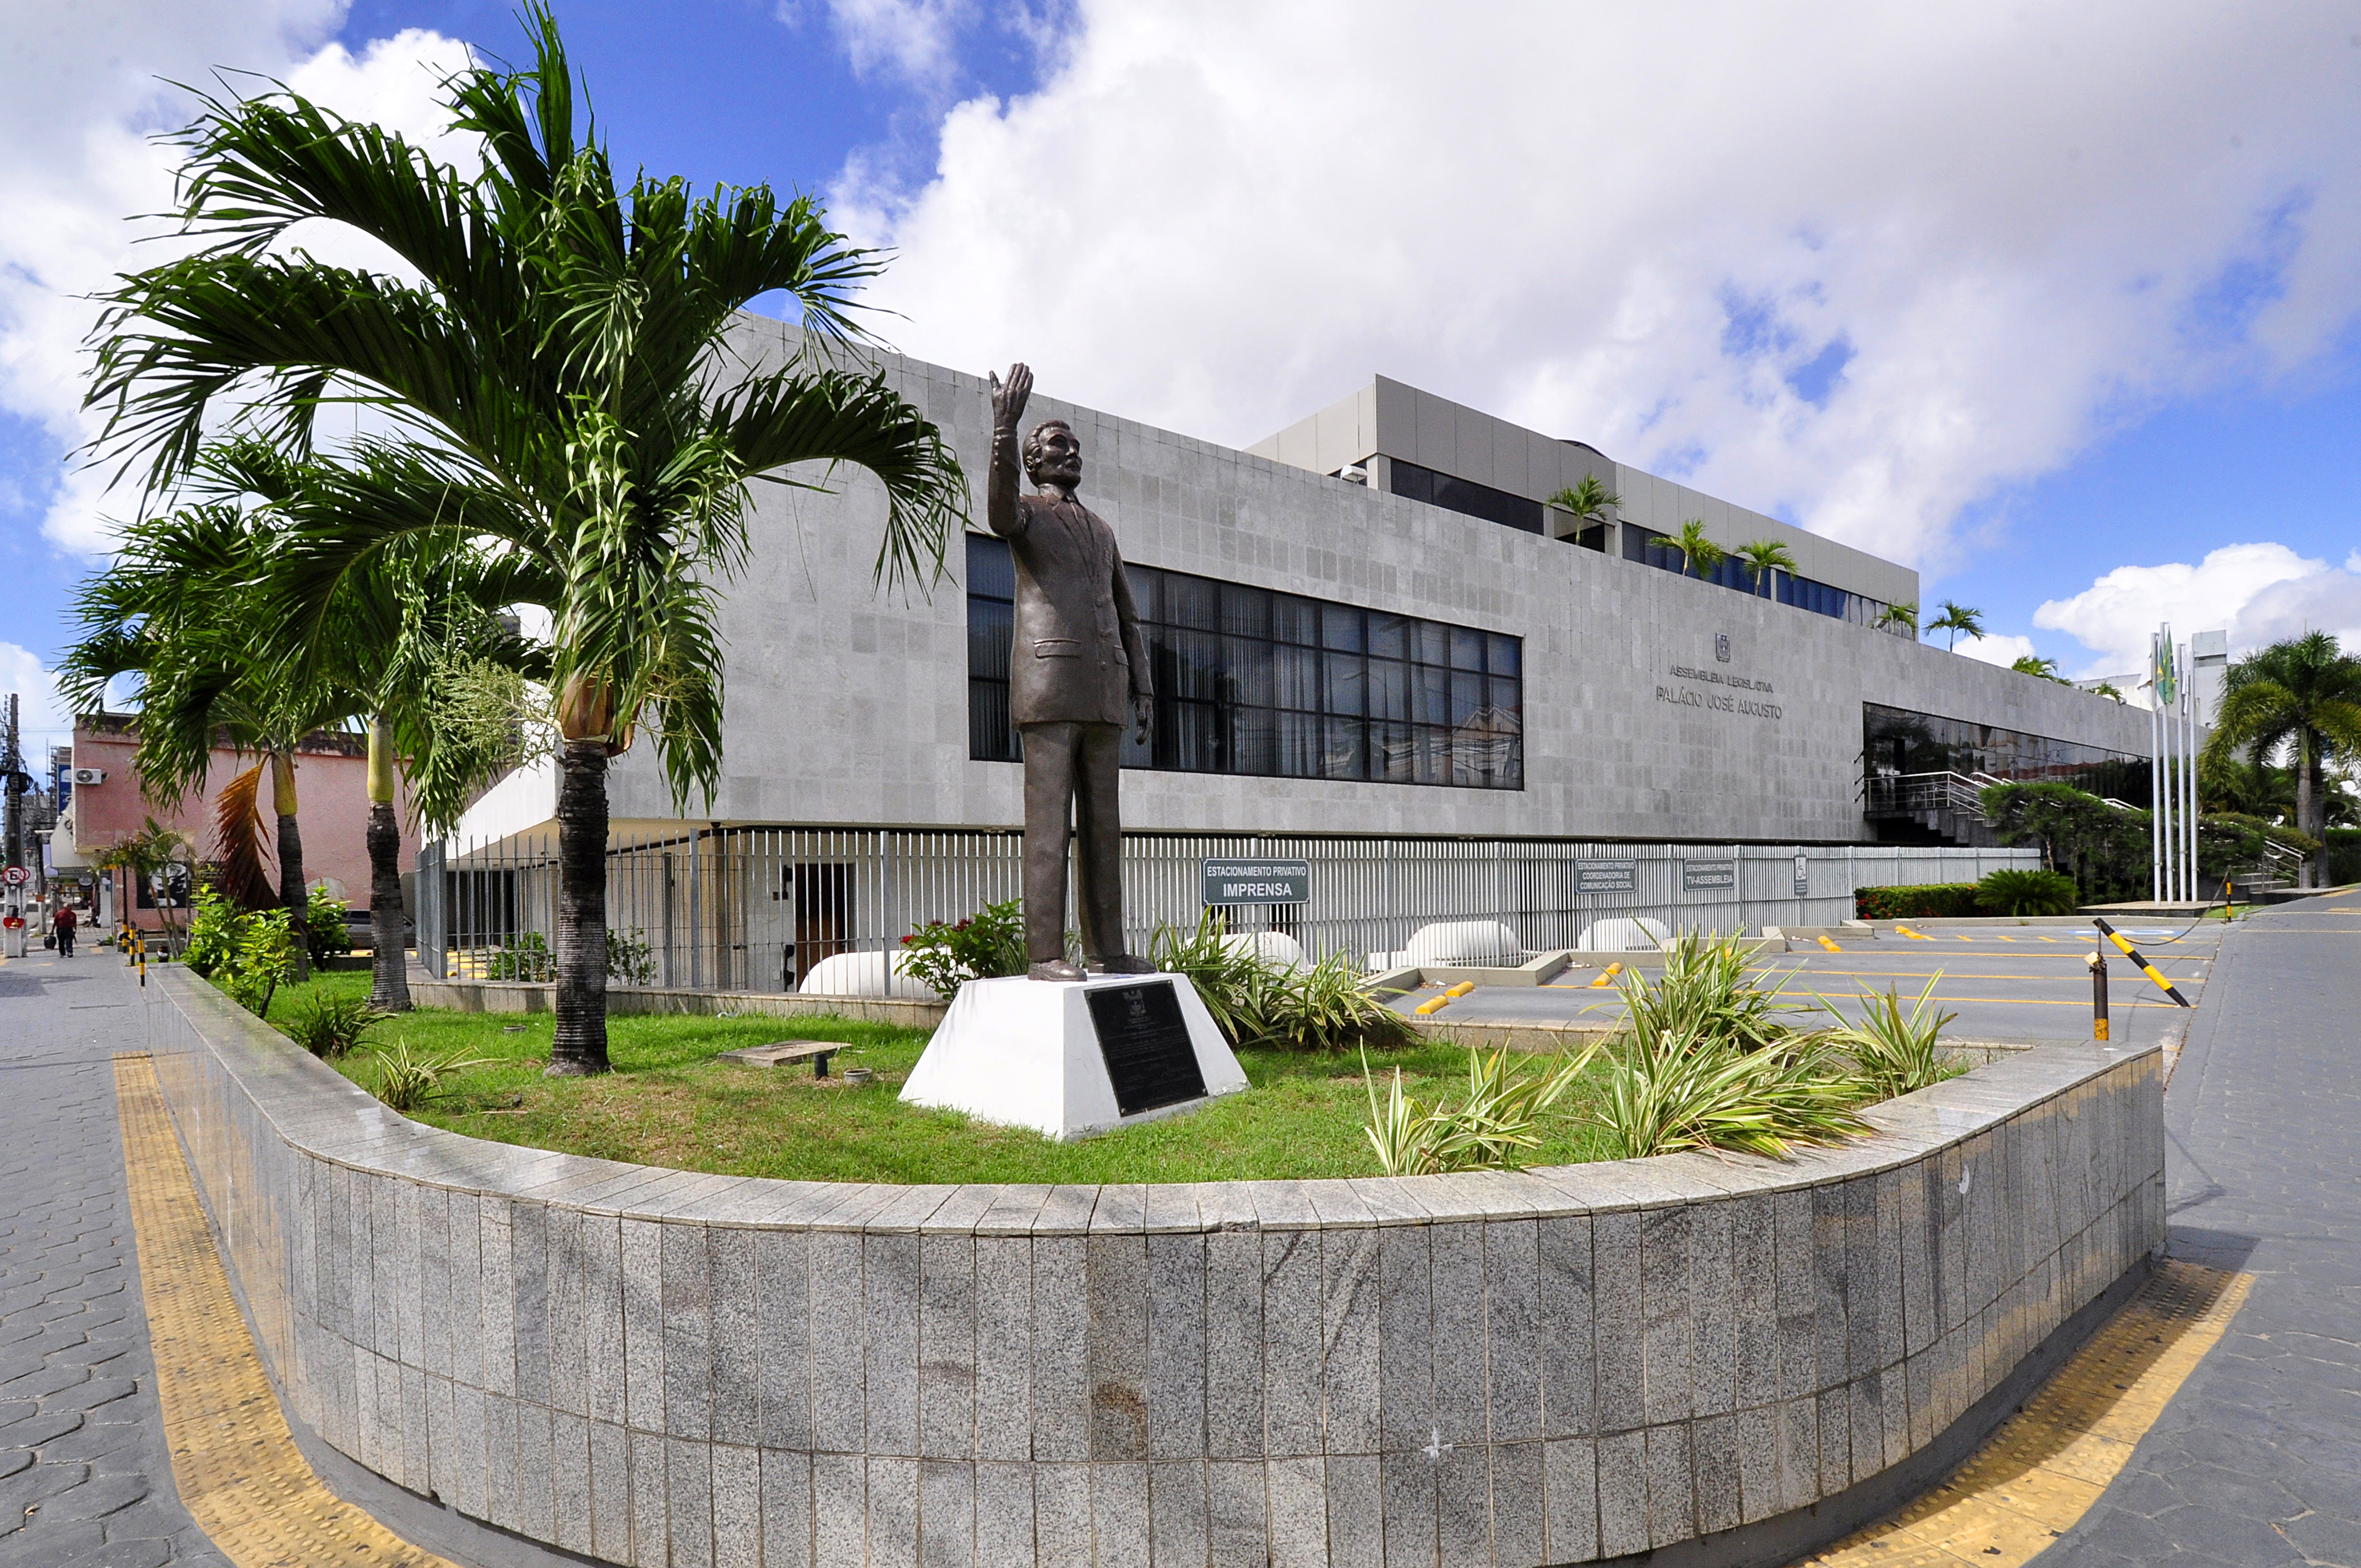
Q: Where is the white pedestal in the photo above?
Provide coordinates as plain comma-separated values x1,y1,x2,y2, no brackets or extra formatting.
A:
900,973,1249,1141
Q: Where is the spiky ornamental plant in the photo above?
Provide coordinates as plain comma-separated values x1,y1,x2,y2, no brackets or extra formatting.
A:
84,6,966,1071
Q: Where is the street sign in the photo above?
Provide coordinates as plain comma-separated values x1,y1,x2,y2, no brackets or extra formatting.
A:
1200,858,1310,906
2,865,26,885
1577,858,1638,894
1681,858,1736,894
1793,853,1810,896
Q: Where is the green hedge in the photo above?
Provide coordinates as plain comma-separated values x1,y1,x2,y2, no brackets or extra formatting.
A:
1853,883,1983,920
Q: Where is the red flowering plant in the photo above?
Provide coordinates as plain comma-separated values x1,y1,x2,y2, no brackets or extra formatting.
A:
899,898,1028,998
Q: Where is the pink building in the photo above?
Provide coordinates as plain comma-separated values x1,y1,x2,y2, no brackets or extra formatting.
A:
61,714,421,937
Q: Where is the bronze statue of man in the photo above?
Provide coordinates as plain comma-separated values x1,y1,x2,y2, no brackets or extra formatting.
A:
988,363,1156,982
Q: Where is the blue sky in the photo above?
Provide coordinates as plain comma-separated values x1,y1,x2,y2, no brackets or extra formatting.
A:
6,2,2360,756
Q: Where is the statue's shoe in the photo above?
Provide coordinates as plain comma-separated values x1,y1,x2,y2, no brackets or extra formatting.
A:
1095,954,1160,976
1027,959,1087,983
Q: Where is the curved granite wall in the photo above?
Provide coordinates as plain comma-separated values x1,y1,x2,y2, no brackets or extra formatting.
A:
144,969,2162,1568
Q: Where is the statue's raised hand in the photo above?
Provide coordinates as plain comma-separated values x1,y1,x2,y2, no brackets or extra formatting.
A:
990,363,1032,433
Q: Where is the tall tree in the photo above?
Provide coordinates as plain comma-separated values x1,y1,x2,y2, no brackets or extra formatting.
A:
60,499,357,982
1547,475,1620,543
1672,518,1725,578
2200,631,2361,886
87,6,965,1072
1734,538,1797,597
1925,600,1985,651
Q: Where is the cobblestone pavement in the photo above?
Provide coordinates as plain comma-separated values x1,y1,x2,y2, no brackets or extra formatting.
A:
2043,893,2361,1568
0,948,227,1568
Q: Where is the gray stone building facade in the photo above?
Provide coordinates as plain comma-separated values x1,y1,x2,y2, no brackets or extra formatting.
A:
433,324,2146,980
455,321,2146,847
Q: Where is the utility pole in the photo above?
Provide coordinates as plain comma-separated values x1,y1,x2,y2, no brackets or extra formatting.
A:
3,693,21,872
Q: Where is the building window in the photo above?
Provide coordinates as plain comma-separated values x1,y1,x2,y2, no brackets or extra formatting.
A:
1862,703,2150,804
966,533,1522,789
1388,459,1544,535
1622,523,1900,630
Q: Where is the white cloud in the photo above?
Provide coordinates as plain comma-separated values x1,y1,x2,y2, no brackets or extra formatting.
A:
0,641,74,758
0,3,472,559
836,2,2361,574
1955,633,2039,669
794,0,975,89
2033,543,2361,676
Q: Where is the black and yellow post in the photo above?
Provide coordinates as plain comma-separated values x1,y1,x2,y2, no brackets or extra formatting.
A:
2087,950,2110,1040
2092,917,2189,1008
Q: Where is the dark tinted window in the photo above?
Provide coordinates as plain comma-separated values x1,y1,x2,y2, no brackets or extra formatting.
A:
966,533,1521,790
1390,459,1544,535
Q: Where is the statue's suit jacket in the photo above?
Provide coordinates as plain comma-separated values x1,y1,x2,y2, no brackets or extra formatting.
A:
987,427,1152,727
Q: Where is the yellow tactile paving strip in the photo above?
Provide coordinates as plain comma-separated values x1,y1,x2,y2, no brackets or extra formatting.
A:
1792,1260,2254,1567
112,1052,461,1568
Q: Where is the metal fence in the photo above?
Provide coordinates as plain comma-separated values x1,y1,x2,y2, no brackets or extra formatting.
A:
415,828,2037,990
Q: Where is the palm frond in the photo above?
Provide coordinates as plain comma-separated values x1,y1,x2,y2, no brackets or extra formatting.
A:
213,762,277,910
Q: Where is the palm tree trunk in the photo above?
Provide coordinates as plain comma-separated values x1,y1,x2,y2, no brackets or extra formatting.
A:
548,738,611,1075
365,719,411,1012
2296,733,2319,888
271,750,309,982
366,803,410,1011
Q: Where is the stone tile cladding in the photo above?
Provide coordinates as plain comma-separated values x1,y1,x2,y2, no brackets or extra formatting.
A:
144,970,2162,1568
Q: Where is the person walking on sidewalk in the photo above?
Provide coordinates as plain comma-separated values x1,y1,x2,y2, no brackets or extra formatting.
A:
51,902,77,958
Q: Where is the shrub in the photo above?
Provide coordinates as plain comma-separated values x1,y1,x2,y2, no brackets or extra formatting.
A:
1814,976,1966,1098
1155,913,1415,1052
900,899,1029,999
483,928,661,983
1253,951,1418,1053
1620,929,1802,1052
304,885,353,966
283,993,390,1058
608,927,657,986
485,930,554,981
1149,911,1274,1042
1583,1020,1870,1161
371,1037,492,1114
1574,931,1875,1160
1975,867,2080,916
183,885,242,978
1852,883,1982,920
220,910,298,1016
1363,1044,1596,1175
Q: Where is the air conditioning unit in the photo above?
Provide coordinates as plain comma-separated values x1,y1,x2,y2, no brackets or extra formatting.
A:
71,768,106,786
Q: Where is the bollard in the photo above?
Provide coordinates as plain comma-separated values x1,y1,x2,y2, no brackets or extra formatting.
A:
2086,950,2108,1041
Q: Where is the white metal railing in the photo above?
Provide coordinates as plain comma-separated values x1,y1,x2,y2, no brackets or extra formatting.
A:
414,828,2037,990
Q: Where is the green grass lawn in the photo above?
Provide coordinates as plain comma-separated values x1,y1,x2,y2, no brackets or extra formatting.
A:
252,971,1624,1183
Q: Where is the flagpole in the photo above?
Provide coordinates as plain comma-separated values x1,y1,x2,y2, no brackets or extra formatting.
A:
2149,629,2163,902
2182,641,2197,902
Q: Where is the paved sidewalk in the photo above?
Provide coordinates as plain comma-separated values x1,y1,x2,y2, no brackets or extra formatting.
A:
2042,893,2361,1568
0,947,227,1568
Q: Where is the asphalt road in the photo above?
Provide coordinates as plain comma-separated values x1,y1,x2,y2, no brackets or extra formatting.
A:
1396,919,2225,1049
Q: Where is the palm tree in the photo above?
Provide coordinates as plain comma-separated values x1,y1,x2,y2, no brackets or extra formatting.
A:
61,498,362,982
2010,654,2067,683
1672,518,1726,579
2092,682,2125,703
65,462,544,1011
88,6,966,1073
1875,601,1918,632
1547,475,1620,543
1925,600,1985,651
1734,538,1797,597
2200,631,2361,886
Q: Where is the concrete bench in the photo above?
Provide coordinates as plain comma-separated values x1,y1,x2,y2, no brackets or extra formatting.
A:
715,1040,840,1077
